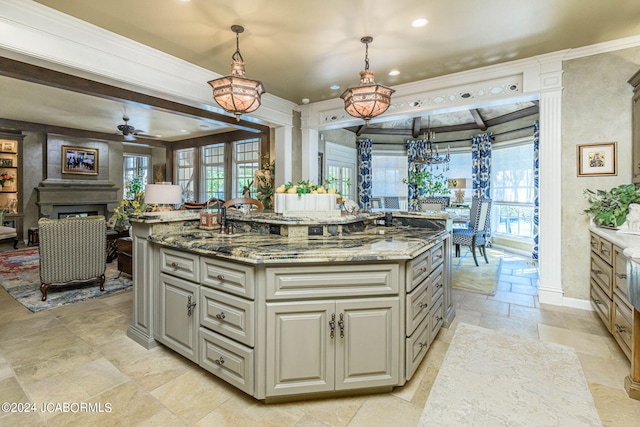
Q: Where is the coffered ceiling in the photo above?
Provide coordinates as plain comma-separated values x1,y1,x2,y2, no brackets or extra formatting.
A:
2,0,640,141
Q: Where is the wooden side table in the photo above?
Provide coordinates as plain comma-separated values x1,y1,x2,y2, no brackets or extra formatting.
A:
117,237,132,277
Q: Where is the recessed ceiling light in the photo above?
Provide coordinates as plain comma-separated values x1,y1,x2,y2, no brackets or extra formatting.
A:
412,18,428,28
330,85,341,90
389,70,400,76
181,129,188,132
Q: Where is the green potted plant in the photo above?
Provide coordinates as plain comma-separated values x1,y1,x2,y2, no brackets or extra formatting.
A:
402,170,451,197
583,184,640,228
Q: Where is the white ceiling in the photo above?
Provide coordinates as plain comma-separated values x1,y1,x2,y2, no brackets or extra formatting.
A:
3,0,640,140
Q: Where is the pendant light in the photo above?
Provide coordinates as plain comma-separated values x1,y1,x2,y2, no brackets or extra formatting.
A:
340,36,395,125
207,25,265,121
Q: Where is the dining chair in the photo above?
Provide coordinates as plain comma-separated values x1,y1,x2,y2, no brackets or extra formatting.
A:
452,198,492,266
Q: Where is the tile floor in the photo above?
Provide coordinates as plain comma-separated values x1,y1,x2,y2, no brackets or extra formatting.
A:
1,254,640,426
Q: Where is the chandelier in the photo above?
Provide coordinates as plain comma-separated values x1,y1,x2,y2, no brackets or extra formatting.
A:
414,117,450,170
341,36,395,125
207,25,265,121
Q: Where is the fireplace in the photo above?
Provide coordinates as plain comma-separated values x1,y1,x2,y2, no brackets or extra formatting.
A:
35,179,120,219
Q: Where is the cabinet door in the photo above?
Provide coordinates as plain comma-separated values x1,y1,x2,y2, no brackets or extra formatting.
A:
265,301,334,396
335,297,400,391
157,273,199,362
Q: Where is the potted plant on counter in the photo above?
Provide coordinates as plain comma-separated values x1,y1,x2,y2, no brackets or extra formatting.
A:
583,183,640,228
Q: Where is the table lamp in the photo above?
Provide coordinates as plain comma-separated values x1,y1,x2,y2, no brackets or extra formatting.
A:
144,182,182,212
449,178,467,204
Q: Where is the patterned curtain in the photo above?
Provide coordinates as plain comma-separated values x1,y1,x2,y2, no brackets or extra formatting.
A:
471,133,492,198
357,139,373,210
407,140,427,211
532,120,540,260
471,132,492,239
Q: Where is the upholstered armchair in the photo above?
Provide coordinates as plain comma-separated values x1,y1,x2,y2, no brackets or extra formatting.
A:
0,209,18,249
38,215,107,301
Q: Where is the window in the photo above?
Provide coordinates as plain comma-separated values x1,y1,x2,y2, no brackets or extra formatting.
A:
176,148,195,202
372,151,407,198
201,143,225,201
234,139,260,198
490,141,534,239
325,142,356,199
123,154,149,198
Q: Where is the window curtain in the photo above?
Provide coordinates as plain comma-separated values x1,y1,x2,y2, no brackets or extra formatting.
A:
532,120,540,260
471,132,492,238
357,139,373,210
407,140,427,211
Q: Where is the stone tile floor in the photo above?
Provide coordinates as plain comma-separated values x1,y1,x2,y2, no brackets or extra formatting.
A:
0,254,639,426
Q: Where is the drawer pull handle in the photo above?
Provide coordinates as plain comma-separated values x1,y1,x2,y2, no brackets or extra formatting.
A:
217,274,224,280
186,295,196,317
338,313,345,338
591,269,603,275
601,248,610,255
170,262,179,268
329,313,336,339
593,299,602,305
419,267,427,274
418,342,427,349
214,356,225,365
436,283,443,289
436,315,443,322
419,302,428,310
215,312,226,320
616,273,627,279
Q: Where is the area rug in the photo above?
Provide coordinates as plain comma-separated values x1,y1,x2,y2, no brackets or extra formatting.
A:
451,247,503,295
419,323,602,426
0,247,132,313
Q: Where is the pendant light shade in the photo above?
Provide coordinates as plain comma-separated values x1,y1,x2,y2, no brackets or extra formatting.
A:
207,25,265,121
341,36,395,125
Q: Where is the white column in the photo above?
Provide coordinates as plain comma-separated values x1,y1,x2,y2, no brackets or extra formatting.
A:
301,128,319,183
274,125,292,185
537,59,565,305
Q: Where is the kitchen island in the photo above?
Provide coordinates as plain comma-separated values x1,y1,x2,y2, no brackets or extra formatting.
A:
127,210,454,401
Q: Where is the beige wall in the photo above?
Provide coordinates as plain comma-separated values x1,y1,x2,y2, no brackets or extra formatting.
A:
561,47,640,300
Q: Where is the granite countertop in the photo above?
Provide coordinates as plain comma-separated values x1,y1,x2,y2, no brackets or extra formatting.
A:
149,225,449,264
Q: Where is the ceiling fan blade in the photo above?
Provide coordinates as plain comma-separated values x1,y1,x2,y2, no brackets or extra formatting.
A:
124,133,136,141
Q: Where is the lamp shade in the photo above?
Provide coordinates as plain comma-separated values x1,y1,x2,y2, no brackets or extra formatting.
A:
144,184,182,205
448,178,467,189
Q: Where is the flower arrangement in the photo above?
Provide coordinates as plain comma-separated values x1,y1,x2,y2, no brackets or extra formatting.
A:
0,172,15,187
253,156,275,210
275,180,339,196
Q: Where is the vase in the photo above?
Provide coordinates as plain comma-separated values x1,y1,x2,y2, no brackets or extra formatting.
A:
114,218,130,232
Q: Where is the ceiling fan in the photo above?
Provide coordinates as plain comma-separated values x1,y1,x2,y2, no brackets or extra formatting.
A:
117,114,154,141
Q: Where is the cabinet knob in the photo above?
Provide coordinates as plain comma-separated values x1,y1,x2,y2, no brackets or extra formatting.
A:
418,302,428,310
217,274,224,280
170,262,179,268
418,342,427,349
615,323,631,337
593,299,602,305
591,269,603,275
214,356,225,365
615,272,627,279
215,312,226,320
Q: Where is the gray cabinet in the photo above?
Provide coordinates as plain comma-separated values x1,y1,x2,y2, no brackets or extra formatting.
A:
265,297,399,397
157,272,199,362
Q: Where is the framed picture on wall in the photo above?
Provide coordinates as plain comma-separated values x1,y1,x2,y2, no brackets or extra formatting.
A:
577,142,617,176
62,146,98,175
0,140,15,153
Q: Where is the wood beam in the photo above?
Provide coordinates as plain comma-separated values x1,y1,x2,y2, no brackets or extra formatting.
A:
412,117,421,138
469,109,487,131
0,118,170,148
0,56,269,135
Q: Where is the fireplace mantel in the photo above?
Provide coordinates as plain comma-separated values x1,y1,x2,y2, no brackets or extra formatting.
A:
35,179,120,218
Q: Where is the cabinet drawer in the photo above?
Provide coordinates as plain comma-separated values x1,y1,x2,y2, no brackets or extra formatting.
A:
431,265,445,303
612,294,632,361
590,252,612,298
429,295,444,345
160,248,200,282
199,328,254,395
407,250,430,292
590,279,612,333
201,257,255,299
265,264,398,300
614,248,629,299
405,274,432,336
597,236,613,265
430,241,444,270
405,315,430,381
590,233,599,254
200,287,254,347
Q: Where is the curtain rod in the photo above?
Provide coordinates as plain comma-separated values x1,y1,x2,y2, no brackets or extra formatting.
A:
369,125,535,145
